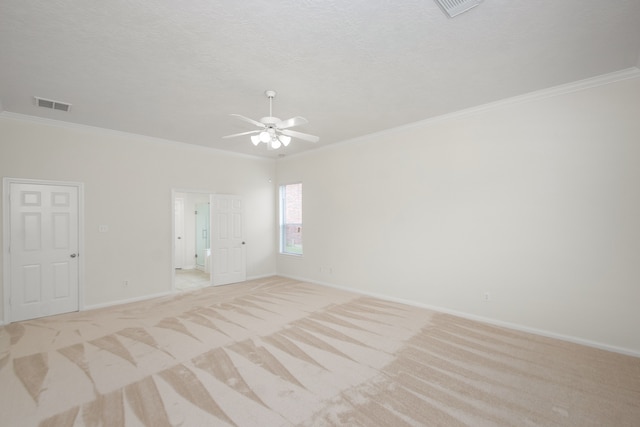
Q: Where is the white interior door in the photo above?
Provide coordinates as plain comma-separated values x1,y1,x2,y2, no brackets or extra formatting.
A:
9,182,80,321
211,194,246,286
174,197,185,269
195,202,210,269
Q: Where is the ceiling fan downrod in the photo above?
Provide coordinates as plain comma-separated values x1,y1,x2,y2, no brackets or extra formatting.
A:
265,90,276,119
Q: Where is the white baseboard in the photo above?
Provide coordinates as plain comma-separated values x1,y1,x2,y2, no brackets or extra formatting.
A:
77,272,277,313
2,290,177,324
246,272,278,281
83,290,176,311
280,274,640,358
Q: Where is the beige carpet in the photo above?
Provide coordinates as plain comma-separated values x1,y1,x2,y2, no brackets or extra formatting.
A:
1,277,639,426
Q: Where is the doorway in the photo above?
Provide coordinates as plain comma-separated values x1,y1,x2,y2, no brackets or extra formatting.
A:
172,190,246,291
173,191,212,290
3,178,84,323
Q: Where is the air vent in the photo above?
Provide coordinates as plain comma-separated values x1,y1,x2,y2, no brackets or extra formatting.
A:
434,0,483,17
34,96,72,112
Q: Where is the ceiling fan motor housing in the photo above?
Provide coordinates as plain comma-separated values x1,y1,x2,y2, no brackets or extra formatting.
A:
260,116,280,125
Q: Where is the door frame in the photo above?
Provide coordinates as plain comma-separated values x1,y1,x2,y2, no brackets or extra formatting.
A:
2,177,85,324
171,189,215,290
174,196,186,269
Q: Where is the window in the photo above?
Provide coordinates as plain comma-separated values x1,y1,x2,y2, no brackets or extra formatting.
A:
280,183,303,255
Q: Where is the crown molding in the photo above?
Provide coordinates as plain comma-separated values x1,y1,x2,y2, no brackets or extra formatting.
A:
443,66,640,119
379,66,640,139
4,67,639,163
0,111,274,162
281,67,640,161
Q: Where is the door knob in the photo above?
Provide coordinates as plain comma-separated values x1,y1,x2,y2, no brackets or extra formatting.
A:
70,254,77,258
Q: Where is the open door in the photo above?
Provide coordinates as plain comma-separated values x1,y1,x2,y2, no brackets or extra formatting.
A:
211,194,246,286
174,197,185,269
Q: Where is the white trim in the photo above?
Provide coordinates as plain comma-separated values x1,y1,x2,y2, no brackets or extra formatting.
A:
246,272,278,281
4,68,638,164
2,177,85,324
2,180,10,324
81,273,276,311
83,290,176,311
0,111,274,162
279,274,640,358
278,182,304,256
278,253,304,258
280,67,640,161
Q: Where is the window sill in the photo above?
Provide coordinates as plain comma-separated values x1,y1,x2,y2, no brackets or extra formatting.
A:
279,252,303,258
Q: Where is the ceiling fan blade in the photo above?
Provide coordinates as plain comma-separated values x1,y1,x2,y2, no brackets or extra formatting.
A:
275,116,308,130
230,114,265,128
222,130,260,139
280,129,320,143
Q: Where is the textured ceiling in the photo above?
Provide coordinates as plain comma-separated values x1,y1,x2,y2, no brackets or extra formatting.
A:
1,0,640,158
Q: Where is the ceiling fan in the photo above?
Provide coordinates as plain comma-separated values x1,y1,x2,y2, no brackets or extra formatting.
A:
223,90,320,149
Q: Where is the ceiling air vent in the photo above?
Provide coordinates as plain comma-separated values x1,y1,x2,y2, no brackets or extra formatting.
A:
434,0,483,17
34,96,72,112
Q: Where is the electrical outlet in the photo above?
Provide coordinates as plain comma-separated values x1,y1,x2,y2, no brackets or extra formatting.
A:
482,292,490,302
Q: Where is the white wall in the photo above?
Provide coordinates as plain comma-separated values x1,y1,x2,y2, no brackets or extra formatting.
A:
2,73,639,355
0,116,277,318
276,74,640,354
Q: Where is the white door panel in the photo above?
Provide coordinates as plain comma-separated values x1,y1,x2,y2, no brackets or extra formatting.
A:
212,194,245,286
174,197,185,269
9,183,79,321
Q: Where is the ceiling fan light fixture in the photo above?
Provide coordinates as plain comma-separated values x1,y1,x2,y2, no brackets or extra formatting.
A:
259,131,271,143
223,90,319,150
279,135,291,146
